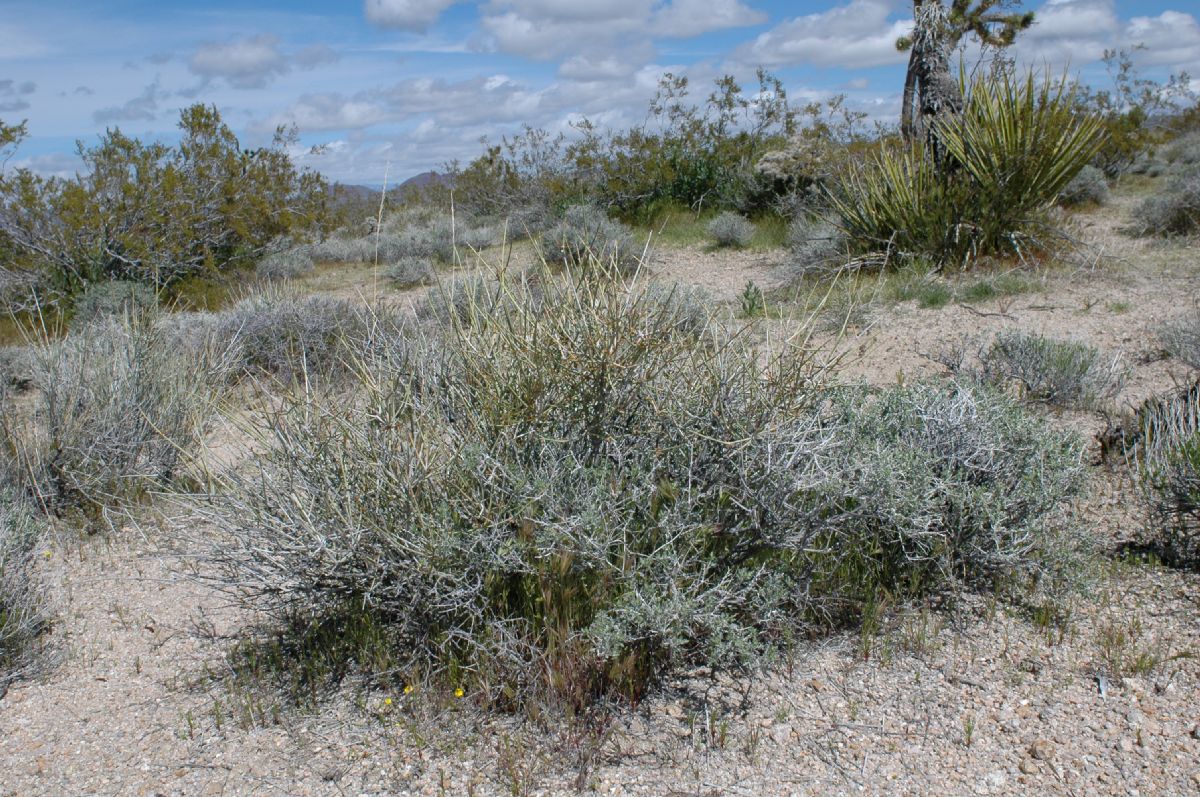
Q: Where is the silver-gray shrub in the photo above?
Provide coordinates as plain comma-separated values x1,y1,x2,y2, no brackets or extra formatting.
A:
1134,382,1200,566
976,331,1127,410
788,216,846,275
214,286,400,381
542,205,648,276
706,211,755,248
191,270,1086,707
386,257,435,289
816,383,1087,600
1133,166,1200,237
308,236,375,264
0,346,34,395
0,489,48,688
70,280,157,330
1163,132,1200,171
256,246,316,281
1,316,226,513
1159,309,1200,371
1058,164,1109,207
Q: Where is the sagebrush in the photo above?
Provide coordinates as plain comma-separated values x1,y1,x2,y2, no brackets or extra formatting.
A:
191,269,1086,710
0,489,47,688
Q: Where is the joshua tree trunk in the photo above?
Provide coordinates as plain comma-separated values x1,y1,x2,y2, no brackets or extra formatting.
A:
902,0,964,166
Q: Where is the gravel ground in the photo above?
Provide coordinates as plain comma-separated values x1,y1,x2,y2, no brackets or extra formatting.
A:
2,194,1198,797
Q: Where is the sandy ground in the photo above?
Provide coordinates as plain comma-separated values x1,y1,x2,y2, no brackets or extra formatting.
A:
2,192,1199,796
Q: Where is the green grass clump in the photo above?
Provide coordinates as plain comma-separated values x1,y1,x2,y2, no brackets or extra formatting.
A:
193,267,1088,711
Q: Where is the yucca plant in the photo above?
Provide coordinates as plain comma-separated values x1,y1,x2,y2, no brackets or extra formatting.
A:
937,68,1106,254
830,68,1105,267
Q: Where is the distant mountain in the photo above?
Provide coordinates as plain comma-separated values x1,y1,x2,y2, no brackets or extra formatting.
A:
399,171,452,190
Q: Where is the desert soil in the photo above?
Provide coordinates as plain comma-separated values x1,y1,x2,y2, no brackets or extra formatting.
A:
1,194,1198,796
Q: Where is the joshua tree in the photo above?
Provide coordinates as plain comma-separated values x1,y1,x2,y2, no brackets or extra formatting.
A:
898,0,1034,154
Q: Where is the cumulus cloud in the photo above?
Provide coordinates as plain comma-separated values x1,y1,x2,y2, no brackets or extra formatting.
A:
1124,10,1200,70
93,81,168,124
478,0,768,62
1012,0,1119,65
653,0,767,38
189,34,289,89
188,35,343,90
294,43,340,68
364,0,459,31
0,79,36,113
1009,0,1200,73
733,0,911,69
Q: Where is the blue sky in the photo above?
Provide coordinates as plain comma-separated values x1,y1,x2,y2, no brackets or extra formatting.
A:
2,0,1197,184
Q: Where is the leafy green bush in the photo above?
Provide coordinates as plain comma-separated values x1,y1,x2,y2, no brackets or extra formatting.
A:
976,331,1126,409
830,70,1104,266
193,271,1085,709
70,280,157,329
1132,167,1200,237
706,211,755,248
1159,309,1200,370
1135,382,1200,566
1058,165,1109,207
0,489,48,688
541,205,647,275
1,315,226,513
0,105,329,293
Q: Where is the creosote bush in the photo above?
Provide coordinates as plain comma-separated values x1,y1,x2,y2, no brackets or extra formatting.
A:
0,489,48,688
193,269,1086,711
706,211,755,248
1135,382,1200,566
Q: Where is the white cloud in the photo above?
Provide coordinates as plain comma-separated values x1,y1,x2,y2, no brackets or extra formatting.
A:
1010,0,1200,74
93,81,169,124
653,0,767,38
294,43,340,68
190,34,289,89
733,0,911,69
1125,10,1200,70
364,0,459,31
0,79,36,113
1013,0,1119,65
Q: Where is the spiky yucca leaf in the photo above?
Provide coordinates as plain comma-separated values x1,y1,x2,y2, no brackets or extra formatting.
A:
830,68,1105,267
938,69,1106,238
